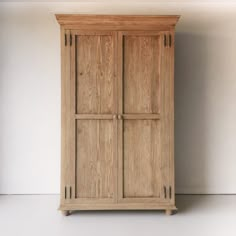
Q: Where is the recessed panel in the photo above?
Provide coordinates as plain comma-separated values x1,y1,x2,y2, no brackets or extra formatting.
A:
123,120,161,198
76,35,114,114
76,120,114,198
123,36,160,114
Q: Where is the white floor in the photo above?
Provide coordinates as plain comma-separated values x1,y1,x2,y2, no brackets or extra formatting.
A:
0,195,235,236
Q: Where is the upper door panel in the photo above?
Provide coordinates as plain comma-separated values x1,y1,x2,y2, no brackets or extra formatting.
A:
123,33,161,114
75,32,115,114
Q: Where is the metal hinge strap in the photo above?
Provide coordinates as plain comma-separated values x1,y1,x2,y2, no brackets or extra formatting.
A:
164,34,172,48
65,34,67,46
65,186,72,199
164,186,167,198
70,34,72,46
164,34,167,47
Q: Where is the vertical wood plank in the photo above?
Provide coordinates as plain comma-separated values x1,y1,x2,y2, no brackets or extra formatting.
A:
60,26,66,205
169,31,175,205
160,32,171,201
70,31,76,200
117,32,124,201
65,29,71,200
113,32,118,203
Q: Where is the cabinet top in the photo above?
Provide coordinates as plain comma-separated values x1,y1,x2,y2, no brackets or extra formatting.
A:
55,14,180,30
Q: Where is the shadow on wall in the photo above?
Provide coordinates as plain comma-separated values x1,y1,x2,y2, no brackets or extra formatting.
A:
175,32,209,194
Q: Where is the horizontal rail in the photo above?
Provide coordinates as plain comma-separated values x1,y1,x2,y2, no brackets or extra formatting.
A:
123,114,160,120
75,114,113,120
74,114,161,120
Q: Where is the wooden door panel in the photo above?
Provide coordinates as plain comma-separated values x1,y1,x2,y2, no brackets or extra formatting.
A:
76,120,114,199
123,35,160,114
123,120,161,198
76,35,114,114
118,32,171,203
69,31,117,204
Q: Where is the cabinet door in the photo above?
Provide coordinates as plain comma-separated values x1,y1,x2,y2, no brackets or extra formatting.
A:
63,31,117,204
117,31,174,204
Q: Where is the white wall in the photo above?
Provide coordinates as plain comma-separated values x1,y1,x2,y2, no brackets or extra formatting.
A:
0,1,236,194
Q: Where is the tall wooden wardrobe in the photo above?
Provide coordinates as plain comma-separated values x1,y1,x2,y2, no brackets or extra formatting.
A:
56,15,180,215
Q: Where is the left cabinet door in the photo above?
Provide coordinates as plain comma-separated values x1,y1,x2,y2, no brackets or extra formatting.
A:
61,30,117,206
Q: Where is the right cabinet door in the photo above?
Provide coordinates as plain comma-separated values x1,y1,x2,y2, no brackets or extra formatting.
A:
118,31,174,204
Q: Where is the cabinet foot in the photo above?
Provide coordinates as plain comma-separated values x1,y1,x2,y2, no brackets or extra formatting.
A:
61,210,70,216
165,209,174,215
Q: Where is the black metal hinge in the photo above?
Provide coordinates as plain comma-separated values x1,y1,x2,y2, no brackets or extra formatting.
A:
169,186,172,199
164,34,167,47
64,34,67,46
164,34,172,48
164,186,167,198
164,185,172,199
65,34,72,46
64,186,72,199
70,34,72,46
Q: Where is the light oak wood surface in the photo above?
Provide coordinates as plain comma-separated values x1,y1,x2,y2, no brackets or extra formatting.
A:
123,34,160,114
56,14,179,215
76,34,114,114
123,120,161,198
76,120,114,199
56,14,180,30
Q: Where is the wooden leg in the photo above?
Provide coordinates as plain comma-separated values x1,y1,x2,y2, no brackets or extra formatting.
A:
165,209,173,215
61,210,70,216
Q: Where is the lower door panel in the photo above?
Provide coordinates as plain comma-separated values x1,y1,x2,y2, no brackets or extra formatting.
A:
73,119,116,204
123,120,161,198
119,118,169,204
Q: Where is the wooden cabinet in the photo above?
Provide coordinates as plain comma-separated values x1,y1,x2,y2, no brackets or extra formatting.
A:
56,15,180,215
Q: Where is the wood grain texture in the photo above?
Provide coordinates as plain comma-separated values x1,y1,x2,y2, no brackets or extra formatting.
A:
76,35,114,114
76,120,114,199
169,31,175,205
60,27,67,205
69,32,76,201
123,35,160,114
56,15,180,31
75,114,113,120
61,28,73,205
122,114,160,120
160,33,171,201
59,203,177,211
117,32,124,202
57,15,179,213
123,120,161,198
